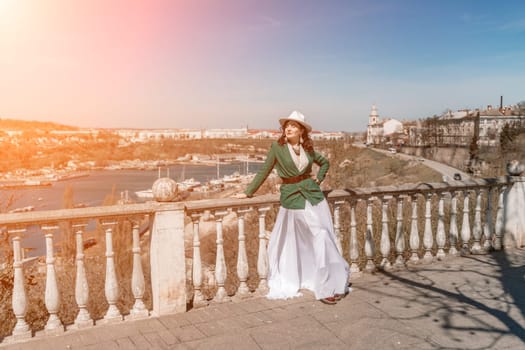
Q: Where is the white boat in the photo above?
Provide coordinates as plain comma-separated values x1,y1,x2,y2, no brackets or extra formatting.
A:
134,189,154,199
8,206,35,213
178,178,202,191
223,172,242,183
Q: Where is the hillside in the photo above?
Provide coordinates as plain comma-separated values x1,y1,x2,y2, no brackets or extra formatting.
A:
0,118,78,131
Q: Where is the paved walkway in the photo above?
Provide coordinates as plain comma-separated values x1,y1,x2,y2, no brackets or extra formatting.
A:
2,249,525,349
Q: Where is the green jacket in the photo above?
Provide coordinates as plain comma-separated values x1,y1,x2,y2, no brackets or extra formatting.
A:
244,141,329,209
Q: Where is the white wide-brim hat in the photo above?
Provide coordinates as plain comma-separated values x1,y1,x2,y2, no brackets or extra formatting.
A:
279,110,312,132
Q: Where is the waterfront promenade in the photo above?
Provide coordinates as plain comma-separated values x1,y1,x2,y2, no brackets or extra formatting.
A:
2,248,524,350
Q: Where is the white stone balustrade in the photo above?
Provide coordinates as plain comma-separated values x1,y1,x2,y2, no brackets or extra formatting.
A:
213,209,229,303
72,222,93,328
1,174,524,345
42,224,64,334
130,220,149,318
236,207,252,298
256,205,272,295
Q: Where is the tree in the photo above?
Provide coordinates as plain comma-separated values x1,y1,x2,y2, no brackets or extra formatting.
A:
517,100,525,115
468,111,480,173
500,122,519,152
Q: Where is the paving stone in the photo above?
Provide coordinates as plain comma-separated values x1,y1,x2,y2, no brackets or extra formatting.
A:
235,313,267,328
129,334,154,349
327,317,425,349
235,299,271,313
184,330,260,350
157,329,180,346
158,314,192,329
131,318,168,334
143,332,171,349
207,302,247,317
115,337,137,349
79,340,119,350
1,250,525,350
250,311,275,324
169,325,207,343
249,315,345,349
193,319,232,338
183,310,212,324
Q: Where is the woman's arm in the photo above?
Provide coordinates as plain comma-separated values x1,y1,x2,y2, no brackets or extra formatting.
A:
243,142,277,197
313,151,329,183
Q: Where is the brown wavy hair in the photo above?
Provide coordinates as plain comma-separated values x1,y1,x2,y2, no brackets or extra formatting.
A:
277,121,314,154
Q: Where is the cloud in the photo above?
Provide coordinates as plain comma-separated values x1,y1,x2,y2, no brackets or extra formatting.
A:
498,18,525,32
259,15,281,28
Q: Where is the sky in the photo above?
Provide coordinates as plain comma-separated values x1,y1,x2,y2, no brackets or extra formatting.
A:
1,0,524,132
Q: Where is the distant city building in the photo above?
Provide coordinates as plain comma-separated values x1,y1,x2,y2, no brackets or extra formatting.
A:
203,128,248,138
411,104,525,147
366,105,403,145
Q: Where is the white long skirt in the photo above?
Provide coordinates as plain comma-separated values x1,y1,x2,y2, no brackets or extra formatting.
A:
266,199,350,300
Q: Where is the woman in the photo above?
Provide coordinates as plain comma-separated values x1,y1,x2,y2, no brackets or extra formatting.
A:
234,111,349,304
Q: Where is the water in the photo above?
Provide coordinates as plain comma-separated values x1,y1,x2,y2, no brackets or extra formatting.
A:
1,162,262,211
1,162,262,257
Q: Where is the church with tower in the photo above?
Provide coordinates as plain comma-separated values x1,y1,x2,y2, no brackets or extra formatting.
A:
366,105,403,145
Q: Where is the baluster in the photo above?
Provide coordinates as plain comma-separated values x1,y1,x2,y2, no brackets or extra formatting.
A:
256,206,271,294
364,197,376,272
394,196,405,267
483,188,494,251
72,222,93,328
494,186,505,250
380,196,392,270
435,192,446,260
236,208,252,297
409,194,420,263
214,210,230,302
191,213,207,307
102,221,122,322
448,191,459,256
333,200,344,255
10,229,31,340
349,200,360,274
422,193,434,262
461,190,471,254
471,189,483,254
42,225,63,334
130,220,149,318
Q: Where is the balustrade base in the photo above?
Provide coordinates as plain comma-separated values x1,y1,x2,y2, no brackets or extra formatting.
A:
232,292,254,302
422,251,434,263
460,247,471,256
191,299,210,309
212,296,232,304
101,316,124,324
44,326,65,337
5,330,32,344
70,319,94,330
408,252,420,263
470,248,486,255
129,309,150,320
470,242,485,254
44,315,64,335
379,259,392,271
364,261,376,273
349,263,360,274
393,255,406,268
448,247,459,256
349,271,362,280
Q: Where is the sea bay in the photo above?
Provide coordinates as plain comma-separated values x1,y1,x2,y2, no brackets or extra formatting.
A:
1,162,262,212
1,162,262,257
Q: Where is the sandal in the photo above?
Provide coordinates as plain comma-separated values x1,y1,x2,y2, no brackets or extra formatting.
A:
334,291,349,301
320,296,337,305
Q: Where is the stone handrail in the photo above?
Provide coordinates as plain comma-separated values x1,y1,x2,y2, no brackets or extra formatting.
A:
1,174,524,344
